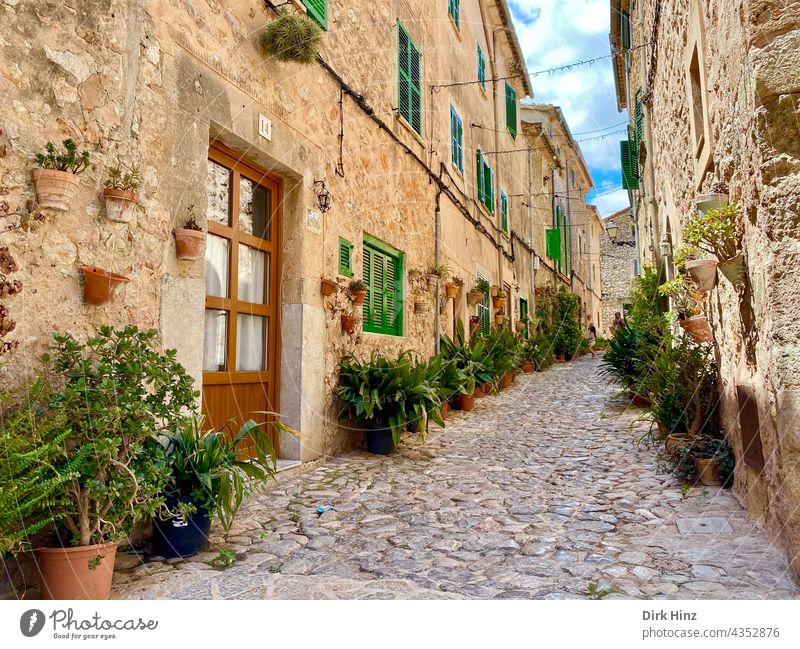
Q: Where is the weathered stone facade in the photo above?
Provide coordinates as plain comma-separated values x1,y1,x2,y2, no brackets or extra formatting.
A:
611,0,800,578
599,207,637,337
0,0,601,466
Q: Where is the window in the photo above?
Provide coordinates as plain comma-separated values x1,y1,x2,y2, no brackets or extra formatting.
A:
302,0,327,29
505,83,517,137
338,237,354,277
688,46,705,155
450,106,464,173
476,150,494,213
398,23,422,135
500,191,508,234
620,9,631,49
448,0,460,29
519,297,529,339
362,235,403,336
477,44,486,90
477,273,491,336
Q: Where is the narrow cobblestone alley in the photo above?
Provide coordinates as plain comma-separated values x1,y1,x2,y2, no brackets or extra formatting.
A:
114,358,799,600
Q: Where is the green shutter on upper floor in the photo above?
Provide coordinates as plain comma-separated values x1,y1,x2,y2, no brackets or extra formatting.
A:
338,237,354,277
505,83,517,137
451,106,464,173
477,44,486,89
302,0,327,29
546,228,561,261
398,23,422,135
448,0,460,29
620,140,639,190
500,192,508,234
476,150,484,203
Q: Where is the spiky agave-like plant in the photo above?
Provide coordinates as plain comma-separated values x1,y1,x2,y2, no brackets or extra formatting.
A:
261,12,322,64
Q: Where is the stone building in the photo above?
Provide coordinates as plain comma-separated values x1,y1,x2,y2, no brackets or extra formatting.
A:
599,207,637,337
0,0,600,465
610,0,800,577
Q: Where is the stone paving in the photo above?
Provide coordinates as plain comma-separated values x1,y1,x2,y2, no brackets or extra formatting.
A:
114,356,799,600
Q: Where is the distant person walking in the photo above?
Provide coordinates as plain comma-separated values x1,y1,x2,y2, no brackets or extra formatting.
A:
588,324,597,359
613,311,625,331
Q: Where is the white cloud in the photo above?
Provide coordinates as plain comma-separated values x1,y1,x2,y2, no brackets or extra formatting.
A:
509,0,627,185
589,188,631,217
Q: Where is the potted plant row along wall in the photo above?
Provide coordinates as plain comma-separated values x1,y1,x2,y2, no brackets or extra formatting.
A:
32,140,91,212
103,161,140,223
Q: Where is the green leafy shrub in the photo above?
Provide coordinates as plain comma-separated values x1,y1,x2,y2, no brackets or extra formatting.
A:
683,203,742,261
34,139,91,174
553,289,582,357
440,320,492,386
483,326,523,377
261,12,322,64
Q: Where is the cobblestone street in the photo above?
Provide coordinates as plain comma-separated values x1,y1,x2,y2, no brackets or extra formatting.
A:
114,357,798,600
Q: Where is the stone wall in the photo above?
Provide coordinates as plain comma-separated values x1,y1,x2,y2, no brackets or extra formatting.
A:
600,207,637,337
617,0,800,578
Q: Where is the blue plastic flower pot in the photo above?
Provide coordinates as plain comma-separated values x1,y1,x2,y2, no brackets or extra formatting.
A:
365,424,396,455
153,496,212,558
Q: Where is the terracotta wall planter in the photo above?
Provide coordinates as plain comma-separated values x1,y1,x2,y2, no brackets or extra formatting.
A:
103,188,139,223
81,266,129,305
718,254,745,286
351,289,367,305
174,228,204,260
341,313,358,334
494,315,505,325
490,286,500,297
321,278,337,296
33,168,80,211
467,290,484,306
427,274,439,288
680,315,713,343
685,259,718,291
37,542,117,600
445,283,459,299
493,297,506,309
453,393,475,411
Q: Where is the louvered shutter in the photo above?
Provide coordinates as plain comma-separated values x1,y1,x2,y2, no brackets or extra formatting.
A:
338,238,353,276
620,140,639,190
385,254,397,331
302,0,327,29
398,26,411,127
372,251,385,329
476,150,484,203
409,40,422,134
501,193,508,232
477,45,485,88
362,246,373,323
546,228,561,260
485,165,495,212
505,83,517,137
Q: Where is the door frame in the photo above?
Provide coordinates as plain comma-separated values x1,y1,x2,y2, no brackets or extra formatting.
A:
202,140,283,451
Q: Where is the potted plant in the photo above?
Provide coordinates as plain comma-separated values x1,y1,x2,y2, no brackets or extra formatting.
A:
683,202,744,285
692,181,729,215
348,278,367,305
440,321,491,411
444,276,462,299
690,435,734,487
467,279,489,306
102,161,140,223
174,206,204,261
515,317,528,334
81,265,130,305
553,289,582,360
33,140,91,211
341,313,359,334
321,277,338,296
674,245,717,292
31,326,198,599
425,354,473,421
493,289,507,309
261,10,322,64
338,351,444,454
490,285,500,298
427,263,450,288
519,338,537,373
659,276,712,343
154,414,286,558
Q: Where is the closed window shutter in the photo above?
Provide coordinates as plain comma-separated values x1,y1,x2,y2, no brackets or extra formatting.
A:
363,239,403,336
546,228,561,260
485,165,494,212
620,10,631,49
409,40,422,134
501,192,508,232
362,246,373,322
302,0,327,29
477,45,485,89
620,140,639,189
338,238,353,276
505,83,517,137
449,0,460,28
385,254,397,331
398,26,411,127
450,107,463,172
476,150,484,203
372,251,385,328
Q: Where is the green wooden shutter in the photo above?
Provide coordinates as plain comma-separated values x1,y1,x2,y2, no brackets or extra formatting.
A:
409,39,422,134
338,237,353,277
398,25,410,126
505,83,517,137
302,0,327,29
485,164,494,212
634,89,644,146
362,246,373,322
477,45,485,89
448,0,460,28
620,140,639,189
476,150,484,203
363,238,403,336
501,192,508,233
520,298,529,339
546,228,561,260
451,106,463,172
620,10,631,49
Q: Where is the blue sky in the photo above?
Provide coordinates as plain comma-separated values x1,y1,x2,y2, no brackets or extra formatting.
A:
507,0,631,217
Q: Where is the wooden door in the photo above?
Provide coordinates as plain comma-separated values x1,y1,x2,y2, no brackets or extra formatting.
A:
202,143,281,456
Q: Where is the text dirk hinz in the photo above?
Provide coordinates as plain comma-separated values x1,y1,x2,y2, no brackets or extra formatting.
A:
643,610,698,621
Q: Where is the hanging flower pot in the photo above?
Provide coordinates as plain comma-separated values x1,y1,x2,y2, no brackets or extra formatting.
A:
685,259,718,292
717,254,745,286
102,188,139,223
174,227,204,260
81,265,129,305
494,314,505,325
427,274,439,288
260,12,322,64
490,286,500,298
321,278,338,297
33,169,81,212
348,279,367,305
341,313,358,334
445,283,459,299
466,289,484,307
680,315,713,343
534,287,544,297
415,301,433,314
493,296,506,309
693,192,729,215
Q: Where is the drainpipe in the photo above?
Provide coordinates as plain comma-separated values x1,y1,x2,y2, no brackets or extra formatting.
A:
527,147,534,294
566,157,572,290
434,185,442,356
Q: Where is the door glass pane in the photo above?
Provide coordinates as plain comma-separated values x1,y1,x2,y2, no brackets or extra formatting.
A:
239,177,271,240
238,245,267,304
236,314,267,371
207,160,232,226
205,234,229,297
203,309,228,371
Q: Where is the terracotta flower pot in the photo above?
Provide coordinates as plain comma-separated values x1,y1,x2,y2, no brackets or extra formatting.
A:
33,168,80,211
427,274,439,288
37,542,117,600
693,192,728,215
685,259,718,292
453,393,475,411
341,313,358,334
490,286,500,297
174,228,204,260
440,401,449,419
351,289,367,305
482,382,493,395
556,353,565,362
632,393,650,407
515,321,526,333
500,373,513,389
103,188,139,223
680,315,713,343
718,254,745,286
321,278,337,296
493,297,506,309
520,360,535,374
467,290,484,307
665,433,686,455
534,287,544,297
495,315,505,325
445,283,459,299
81,265,129,305
415,301,432,314
694,457,723,486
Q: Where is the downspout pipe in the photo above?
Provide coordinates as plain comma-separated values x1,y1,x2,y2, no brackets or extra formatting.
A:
434,181,442,356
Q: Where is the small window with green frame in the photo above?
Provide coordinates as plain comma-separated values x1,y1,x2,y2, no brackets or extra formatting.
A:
362,234,404,336
450,105,464,173
500,191,509,235
338,237,354,277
